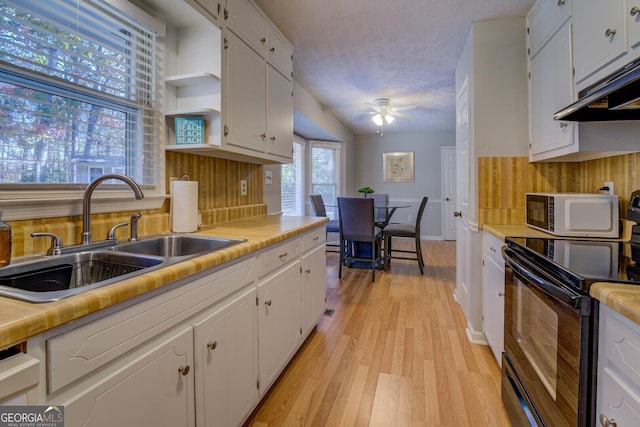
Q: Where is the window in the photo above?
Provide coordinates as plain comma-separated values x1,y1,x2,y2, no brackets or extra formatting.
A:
311,141,340,219
0,0,160,190
281,136,305,215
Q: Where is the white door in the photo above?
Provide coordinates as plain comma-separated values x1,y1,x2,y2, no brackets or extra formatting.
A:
441,146,457,240
455,77,471,319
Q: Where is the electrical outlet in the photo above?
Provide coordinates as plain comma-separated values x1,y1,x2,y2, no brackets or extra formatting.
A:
604,181,614,196
408,214,413,222
240,180,247,196
264,170,273,185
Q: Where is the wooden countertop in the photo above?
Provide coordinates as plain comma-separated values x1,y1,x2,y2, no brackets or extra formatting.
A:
482,224,556,240
0,215,328,350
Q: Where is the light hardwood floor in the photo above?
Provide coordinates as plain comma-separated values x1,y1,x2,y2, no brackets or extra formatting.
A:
245,240,511,427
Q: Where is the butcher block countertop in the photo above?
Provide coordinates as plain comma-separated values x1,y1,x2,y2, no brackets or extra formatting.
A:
0,215,328,350
483,223,640,325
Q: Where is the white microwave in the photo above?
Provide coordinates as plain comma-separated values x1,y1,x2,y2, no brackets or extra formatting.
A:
525,193,620,238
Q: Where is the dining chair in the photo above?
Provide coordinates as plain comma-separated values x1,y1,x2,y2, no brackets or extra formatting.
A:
372,193,389,228
337,197,383,282
309,194,340,252
383,196,428,274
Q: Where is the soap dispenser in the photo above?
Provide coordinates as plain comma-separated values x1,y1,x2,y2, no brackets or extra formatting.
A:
0,210,11,267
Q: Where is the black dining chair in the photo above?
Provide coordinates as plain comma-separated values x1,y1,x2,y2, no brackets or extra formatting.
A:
309,194,340,252
337,197,383,282
372,193,389,228
383,196,428,274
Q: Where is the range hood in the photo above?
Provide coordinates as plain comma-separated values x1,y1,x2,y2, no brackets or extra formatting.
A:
554,56,640,121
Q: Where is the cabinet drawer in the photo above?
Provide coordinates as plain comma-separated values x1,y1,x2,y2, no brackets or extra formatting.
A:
600,305,640,387
483,232,504,266
47,258,256,393
301,227,325,253
259,238,300,278
598,367,640,427
527,0,572,58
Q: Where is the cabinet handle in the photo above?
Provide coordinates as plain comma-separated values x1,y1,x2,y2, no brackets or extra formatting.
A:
453,211,462,218
305,269,311,274
270,47,275,53
264,299,272,306
599,414,617,427
278,252,288,261
605,28,617,37
557,0,565,5
632,6,640,16
270,136,276,142
498,292,505,297
260,37,266,44
313,236,319,241
178,365,190,376
261,133,266,140
559,122,568,128
207,341,218,351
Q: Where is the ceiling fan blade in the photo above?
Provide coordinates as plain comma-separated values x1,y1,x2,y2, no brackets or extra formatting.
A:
391,104,416,112
390,111,411,118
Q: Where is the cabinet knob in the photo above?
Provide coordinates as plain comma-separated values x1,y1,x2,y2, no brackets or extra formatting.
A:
498,292,505,297
490,247,497,252
178,365,190,376
260,37,266,44
207,341,218,351
264,299,272,306
559,122,568,128
631,6,640,16
557,0,565,5
599,414,617,427
605,28,617,37
453,211,462,218
270,136,276,142
261,133,266,140
445,197,450,201
270,47,275,53
305,269,311,274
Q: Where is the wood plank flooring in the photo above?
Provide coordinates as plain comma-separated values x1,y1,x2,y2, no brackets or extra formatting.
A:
245,240,511,427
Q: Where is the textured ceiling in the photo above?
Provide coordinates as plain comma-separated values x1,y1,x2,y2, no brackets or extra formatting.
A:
254,0,534,136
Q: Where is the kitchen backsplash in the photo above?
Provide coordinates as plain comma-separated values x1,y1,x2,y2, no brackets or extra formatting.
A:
8,153,266,258
478,153,640,227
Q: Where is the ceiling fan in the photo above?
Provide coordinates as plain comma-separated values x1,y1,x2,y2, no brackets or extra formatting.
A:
366,98,416,126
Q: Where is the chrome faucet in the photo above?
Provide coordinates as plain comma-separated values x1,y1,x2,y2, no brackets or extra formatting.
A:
82,174,144,244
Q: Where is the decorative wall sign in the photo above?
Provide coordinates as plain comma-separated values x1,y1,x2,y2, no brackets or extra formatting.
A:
383,152,414,182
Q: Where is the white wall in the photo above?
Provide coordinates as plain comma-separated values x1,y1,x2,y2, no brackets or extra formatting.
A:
355,131,455,239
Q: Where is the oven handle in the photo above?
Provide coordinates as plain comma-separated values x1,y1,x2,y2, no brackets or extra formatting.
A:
502,246,581,309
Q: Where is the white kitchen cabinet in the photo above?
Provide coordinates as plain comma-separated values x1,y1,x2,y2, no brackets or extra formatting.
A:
301,229,327,337
258,260,302,395
63,326,195,427
186,0,221,26
225,0,266,57
597,304,640,427
454,18,528,342
482,231,505,366
528,22,578,162
194,286,259,427
573,0,626,86
526,0,572,59
630,1,640,49
266,66,294,158
267,24,293,79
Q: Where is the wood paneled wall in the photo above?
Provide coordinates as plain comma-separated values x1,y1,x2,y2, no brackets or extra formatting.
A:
7,153,266,258
478,153,640,227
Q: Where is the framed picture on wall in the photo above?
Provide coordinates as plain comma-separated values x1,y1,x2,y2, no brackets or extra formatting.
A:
383,152,414,183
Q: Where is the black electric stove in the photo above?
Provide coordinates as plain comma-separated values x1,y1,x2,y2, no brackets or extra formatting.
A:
505,237,640,294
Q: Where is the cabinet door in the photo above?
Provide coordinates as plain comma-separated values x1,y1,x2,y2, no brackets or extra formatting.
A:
63,327,194,427
573,0,626,83
482,237,505,366
529,23,577,161
266,25,293,79
225,31,266,153
225,0,266,57
527,0,572,58
258,261,301,395
301,245,326,337
630,1,640,49
186,0,220,25
266,66,293,159
194,286,259,427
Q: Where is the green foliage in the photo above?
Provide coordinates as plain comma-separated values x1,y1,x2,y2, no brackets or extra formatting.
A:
357,186,374,194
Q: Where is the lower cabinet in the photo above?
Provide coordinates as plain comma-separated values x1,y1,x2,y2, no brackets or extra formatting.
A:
194,286,259,427
63,326,195,427
482,231,505,366
258,260,302,394
33,226,326,427
597,304,640,427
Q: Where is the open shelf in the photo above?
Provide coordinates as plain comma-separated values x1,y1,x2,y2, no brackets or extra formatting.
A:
165,72,220,87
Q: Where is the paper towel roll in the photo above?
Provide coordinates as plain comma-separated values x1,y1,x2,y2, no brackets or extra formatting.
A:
171,180,199,232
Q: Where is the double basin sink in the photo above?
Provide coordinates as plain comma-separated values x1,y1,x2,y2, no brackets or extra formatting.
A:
0,235,245,303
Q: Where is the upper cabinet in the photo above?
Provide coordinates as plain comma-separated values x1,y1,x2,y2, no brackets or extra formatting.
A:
185,0,222,26
573,0,626,85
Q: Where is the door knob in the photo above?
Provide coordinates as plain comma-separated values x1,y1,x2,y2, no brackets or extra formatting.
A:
453,211,462,218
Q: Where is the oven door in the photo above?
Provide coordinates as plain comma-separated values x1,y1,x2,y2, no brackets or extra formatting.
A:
502,246,595,427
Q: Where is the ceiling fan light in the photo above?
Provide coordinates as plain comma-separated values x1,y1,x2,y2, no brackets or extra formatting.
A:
385,114,395,124
372,113,383,126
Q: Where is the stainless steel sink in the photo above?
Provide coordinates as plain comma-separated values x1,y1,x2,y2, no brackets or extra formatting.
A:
113,235,245,258
0,251,165,303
